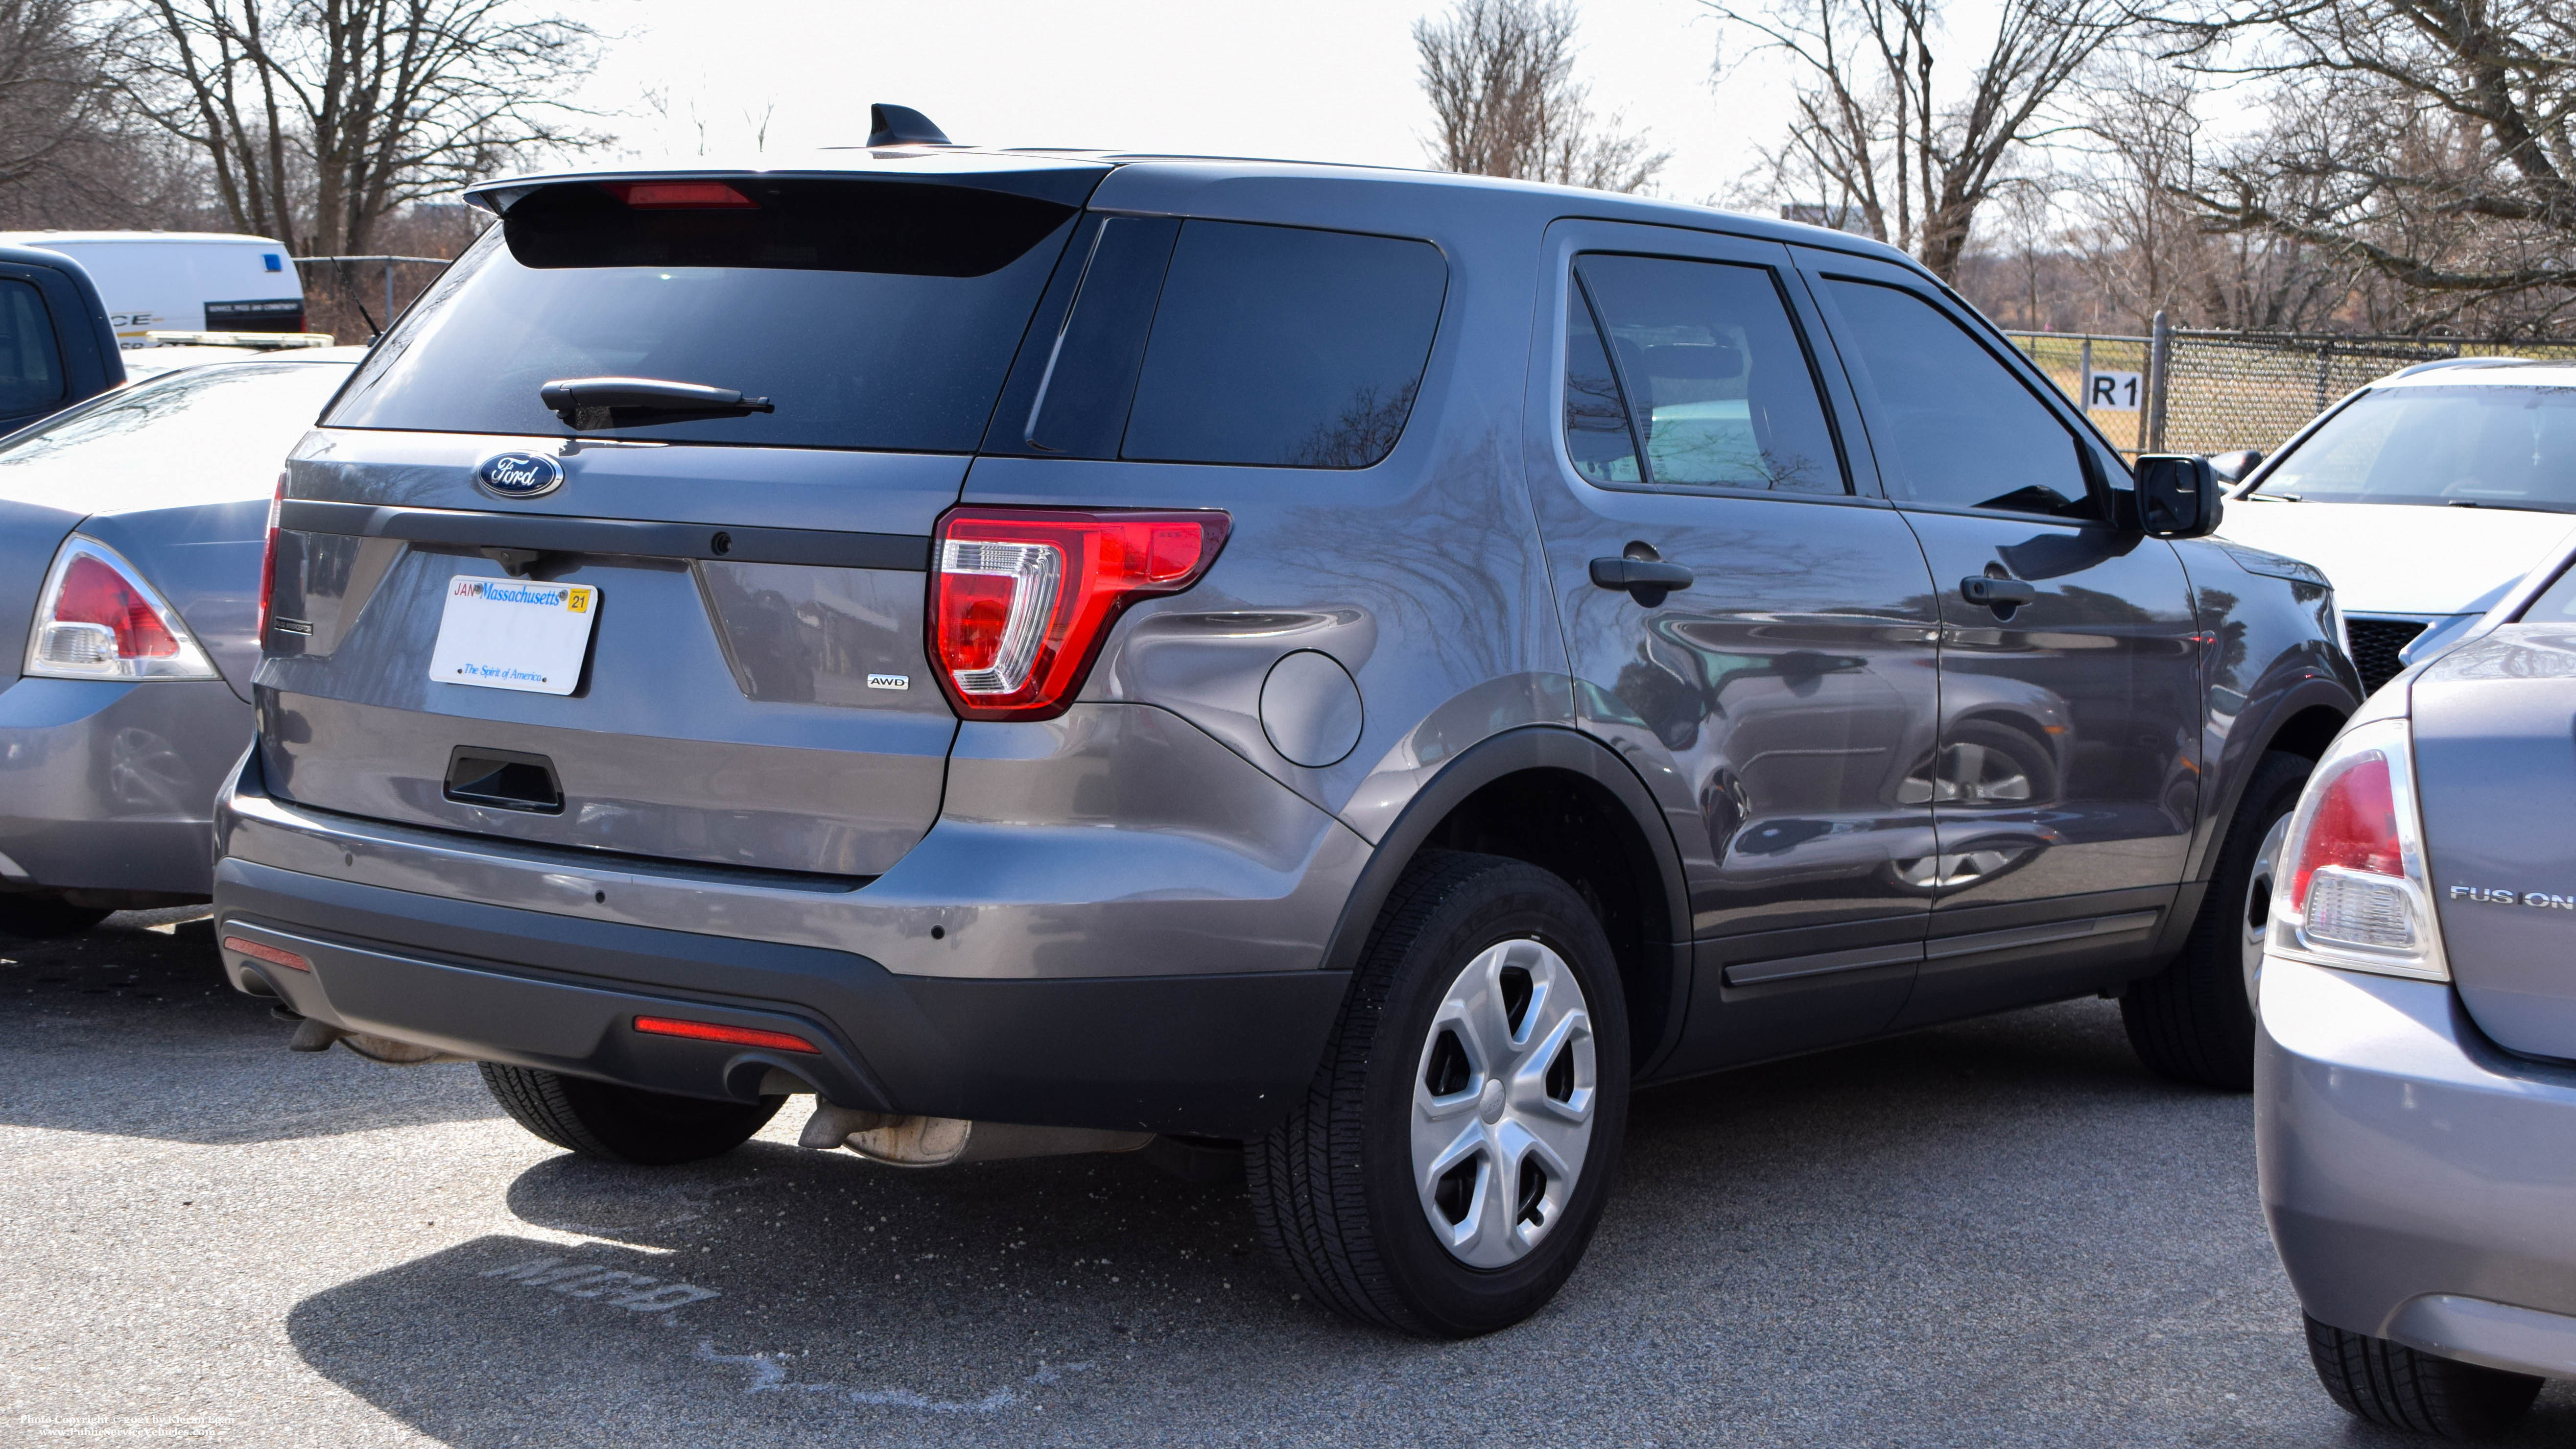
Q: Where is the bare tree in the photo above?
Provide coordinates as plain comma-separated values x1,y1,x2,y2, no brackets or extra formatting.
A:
112,0,602,258
1706,0,2129,280
1416,0,1667,193
2167,0,2576,333
0,0,116,192
0,0,223,227
2046,61,2355,329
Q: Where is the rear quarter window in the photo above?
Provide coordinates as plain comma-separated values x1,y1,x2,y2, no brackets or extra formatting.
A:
1118,221,1446,468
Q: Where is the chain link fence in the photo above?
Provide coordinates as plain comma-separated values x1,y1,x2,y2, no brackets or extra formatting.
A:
2006,324,2576,458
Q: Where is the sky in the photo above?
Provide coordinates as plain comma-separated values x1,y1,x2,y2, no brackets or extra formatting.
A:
571,0,1796,208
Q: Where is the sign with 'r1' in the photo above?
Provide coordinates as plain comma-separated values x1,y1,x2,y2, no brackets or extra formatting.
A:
2087,371,2144,411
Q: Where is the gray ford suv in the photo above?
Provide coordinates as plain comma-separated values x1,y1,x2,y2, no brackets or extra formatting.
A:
213,109,2360,1336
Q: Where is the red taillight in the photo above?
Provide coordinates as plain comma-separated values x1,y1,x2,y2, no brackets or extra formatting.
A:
257,472,284,641
607,181,757,209
224,936,310,972
929,508,1230,720
2289,751,2401,909
56,554,179,657
632,1015,819,1053
24,537,217,680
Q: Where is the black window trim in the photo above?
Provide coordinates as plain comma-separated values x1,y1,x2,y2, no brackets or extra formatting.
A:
1554,246,1862,501
1810,268,2120,526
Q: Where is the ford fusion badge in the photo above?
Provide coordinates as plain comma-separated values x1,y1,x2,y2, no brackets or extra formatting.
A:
476,451,564,499
2451,884,2576,910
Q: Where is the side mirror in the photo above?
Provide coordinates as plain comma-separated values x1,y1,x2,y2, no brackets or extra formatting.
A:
2133,454,2221,538
2206,448,2265,486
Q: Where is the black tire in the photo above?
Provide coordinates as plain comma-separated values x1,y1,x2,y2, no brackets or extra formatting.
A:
2124,750,2312,1090
0,893,111,939
2305,1314,2542,1439
1248,852,1631,1337
478,1063,781,1165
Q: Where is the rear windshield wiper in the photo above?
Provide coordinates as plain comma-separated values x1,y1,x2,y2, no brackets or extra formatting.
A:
540,377,774,428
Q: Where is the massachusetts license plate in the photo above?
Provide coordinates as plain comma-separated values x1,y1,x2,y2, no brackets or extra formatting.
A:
426,576,600,695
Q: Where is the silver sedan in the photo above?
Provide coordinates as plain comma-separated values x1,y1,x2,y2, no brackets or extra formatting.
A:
0,349,359,934
2261,531,2576,1437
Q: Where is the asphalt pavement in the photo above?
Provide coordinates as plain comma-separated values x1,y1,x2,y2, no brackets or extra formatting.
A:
5,909,2572,1448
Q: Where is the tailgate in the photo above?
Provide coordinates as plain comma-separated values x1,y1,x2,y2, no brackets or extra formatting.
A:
261,439,960,876
250,163,1103,877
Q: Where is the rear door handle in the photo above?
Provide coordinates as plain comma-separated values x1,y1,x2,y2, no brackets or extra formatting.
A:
1590,557,1695,601
1959,576,2037,608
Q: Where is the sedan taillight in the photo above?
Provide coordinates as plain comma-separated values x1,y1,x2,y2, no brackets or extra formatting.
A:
2268,717,2448,980
929,507,1229,720
23,535,219,681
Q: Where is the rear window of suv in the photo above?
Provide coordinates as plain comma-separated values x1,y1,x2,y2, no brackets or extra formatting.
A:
323,178,1082,451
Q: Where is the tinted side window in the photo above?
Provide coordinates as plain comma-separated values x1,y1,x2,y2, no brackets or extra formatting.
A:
1823,279,2091,517
1569,255,1846,494
1121,221,1445,468
0,279,64,416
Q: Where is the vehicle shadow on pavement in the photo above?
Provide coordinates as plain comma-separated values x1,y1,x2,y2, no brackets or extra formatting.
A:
277,997,2576,1448
0,909,503,1144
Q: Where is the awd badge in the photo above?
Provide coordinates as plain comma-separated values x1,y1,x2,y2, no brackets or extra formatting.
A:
475,451,565,499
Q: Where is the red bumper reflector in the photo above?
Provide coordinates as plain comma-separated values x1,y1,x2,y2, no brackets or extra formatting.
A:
632,1015,819,1053
224,936,310,972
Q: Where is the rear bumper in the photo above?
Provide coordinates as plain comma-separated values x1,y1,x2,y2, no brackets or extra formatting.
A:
2258,957,2576,1378
0,677,251,895
217,858,1348,1136
213,739,1356,1137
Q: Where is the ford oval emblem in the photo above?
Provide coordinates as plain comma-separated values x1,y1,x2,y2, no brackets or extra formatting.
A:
475,451,564,499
